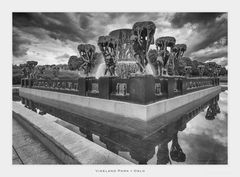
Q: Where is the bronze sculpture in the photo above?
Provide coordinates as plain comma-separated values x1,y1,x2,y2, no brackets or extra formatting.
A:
171,44,187,75
148,49,163,76
109,29,139,78
155,36,176,75
98,35,118,76
109,29,133,61
131,21,156,73
77,44,97,76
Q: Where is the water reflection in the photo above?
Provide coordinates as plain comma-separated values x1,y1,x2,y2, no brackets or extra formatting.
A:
176,91,227,164
16,91,227,164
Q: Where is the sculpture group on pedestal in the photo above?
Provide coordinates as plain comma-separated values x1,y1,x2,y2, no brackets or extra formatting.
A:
131,21,156,73
98,36,118,76
155,36,176,76
68,44,99,76
21,61,38,79
65,20,191,78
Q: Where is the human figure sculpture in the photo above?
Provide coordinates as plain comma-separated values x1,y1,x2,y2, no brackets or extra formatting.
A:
131,21,156,73
77,44,97,76
148,49,163,76
98,36,118,76
155,37,176,76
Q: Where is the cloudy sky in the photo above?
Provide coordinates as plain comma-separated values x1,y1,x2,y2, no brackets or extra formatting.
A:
12,12,228,67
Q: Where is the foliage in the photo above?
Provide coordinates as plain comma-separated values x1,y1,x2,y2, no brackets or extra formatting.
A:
68,56,83,70
176,58,228,77
12,61,38,84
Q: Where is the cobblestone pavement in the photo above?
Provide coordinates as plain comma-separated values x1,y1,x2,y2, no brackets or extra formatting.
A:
12,118,62,164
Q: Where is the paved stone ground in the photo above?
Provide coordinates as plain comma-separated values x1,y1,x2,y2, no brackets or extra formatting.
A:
12,118,62,164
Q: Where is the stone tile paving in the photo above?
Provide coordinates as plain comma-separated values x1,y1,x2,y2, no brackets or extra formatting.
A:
12,118,62,164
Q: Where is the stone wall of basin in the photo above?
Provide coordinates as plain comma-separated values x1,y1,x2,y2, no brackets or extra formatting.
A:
19,86,221,125
21,75,220,105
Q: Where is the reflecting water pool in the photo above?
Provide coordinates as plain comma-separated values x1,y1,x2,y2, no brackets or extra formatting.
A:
14,90,227,164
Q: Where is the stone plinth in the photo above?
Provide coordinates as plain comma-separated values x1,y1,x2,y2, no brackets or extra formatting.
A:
129,75,155,104
99,76,116,99
78,77,87,96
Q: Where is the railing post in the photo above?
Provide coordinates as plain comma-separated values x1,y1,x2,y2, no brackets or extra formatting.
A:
213,78,216,86
78,77,87,96
23,78,26,87
167,77,175,98
25,79,29,88
216,77,219,85
99,76,116,99
181,77,187,94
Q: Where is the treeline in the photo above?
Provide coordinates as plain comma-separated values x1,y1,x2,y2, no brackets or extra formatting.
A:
13,58,228,85
175,57,227,77
12,62,69,85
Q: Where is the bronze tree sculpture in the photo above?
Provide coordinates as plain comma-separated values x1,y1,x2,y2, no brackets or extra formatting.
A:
21,61,38,78
131,21,156,73
98,35,118,76
155,36,176,75
77,44,98,76
171,44,187,75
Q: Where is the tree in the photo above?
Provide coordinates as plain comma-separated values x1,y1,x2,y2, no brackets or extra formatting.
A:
219,67,228,76
68,56,83,70
191,60,200,76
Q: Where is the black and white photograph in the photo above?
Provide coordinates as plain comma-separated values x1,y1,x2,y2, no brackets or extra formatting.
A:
12,11,228,165
2,0,239,176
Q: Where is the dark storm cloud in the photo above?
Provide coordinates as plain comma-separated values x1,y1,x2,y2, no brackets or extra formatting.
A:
13,13,95,43
171,13,224,28
190,36,227,64
12,12,228,66
171,13,227,54
12,31,31,57
193,19,227,52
